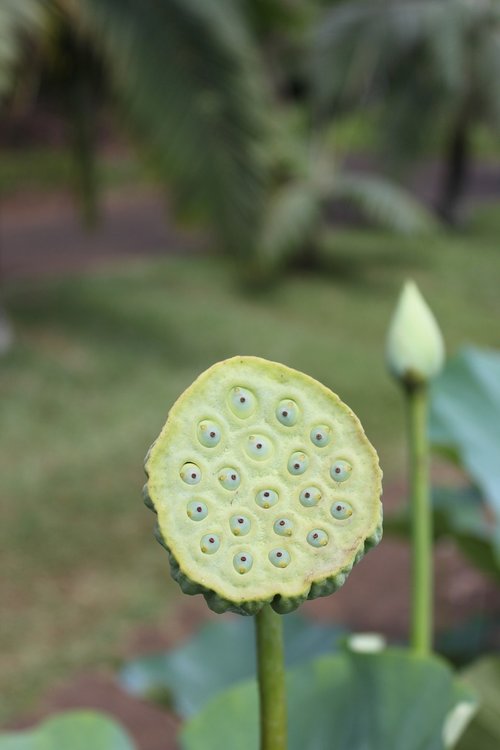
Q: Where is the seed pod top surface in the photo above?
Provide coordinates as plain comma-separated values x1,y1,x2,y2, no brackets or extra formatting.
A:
145,356,383,615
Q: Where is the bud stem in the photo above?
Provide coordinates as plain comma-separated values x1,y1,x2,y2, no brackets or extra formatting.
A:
406,383,433,656
255,604,287,750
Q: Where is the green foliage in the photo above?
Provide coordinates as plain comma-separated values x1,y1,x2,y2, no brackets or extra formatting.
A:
3,224,500,722
430,347,500,541
385,486,500,583
181,647,476,750
332,172,438,235
0,0,44,100
0,711,135,750
120,614,345,717
314,0,500,139
255,179,320,275
457,657,500,750
75,0,270,257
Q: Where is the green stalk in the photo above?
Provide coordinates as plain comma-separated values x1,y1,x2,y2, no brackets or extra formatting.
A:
406,383,432,656
255,604,287,750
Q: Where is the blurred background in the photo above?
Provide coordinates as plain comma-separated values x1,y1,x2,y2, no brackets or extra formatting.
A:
1,0,500,746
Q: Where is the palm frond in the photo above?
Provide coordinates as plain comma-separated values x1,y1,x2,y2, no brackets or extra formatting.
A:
256,180,320,272
333,172,438,234
75,0,271,258
0,0,46,100
312,0,499,114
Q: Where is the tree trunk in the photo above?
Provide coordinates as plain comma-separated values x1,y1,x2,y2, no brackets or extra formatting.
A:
438,115,470,225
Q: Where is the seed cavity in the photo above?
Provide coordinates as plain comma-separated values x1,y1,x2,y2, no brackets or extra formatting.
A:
197,420,222,448
330,460,352,483
200,534,220,554
187,500,208,521
273,518,293,537
255,488,279,509
276,399,299,426
288,451,309,475
218,467,241,490
246,434,273,461
229,387,256,419
307,529,329,547
299,486,322,507
233,551,253,574
330,501,353,520
269,548,291,568
229,514,251,536
310,424,332,448
180,462,201,485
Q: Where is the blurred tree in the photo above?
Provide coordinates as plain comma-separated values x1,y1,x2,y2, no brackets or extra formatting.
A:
0,0,436,289
42,4,104,228
1,0,271,258
314,0,500,224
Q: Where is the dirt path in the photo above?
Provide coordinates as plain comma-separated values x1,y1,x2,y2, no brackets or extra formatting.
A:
0,187,201,282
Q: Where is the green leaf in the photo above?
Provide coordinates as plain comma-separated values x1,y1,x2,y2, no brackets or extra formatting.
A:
0,0,45,100
181,647,476,750
76,0,270,256
437,615,499,668
385,485,500,582
0,711,136,750
120,613,344,718
457,657,500,750
430,347,500,527
332,172,438,234
255,181,321,273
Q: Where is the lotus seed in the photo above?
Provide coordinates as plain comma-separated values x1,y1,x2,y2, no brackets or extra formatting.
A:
310,424,332,448
299,486,322,507
219,468,241,490
255,488,279,509
246,434,273,461
197,420,221,448
180,462,201,485
330,460,352,483
273,518,293,537
229,387,256,418
200,534,220,554
229,515,251,536
233,552,253,574
269,548,291,568
288,451,309,475
331,501,353,520
276,399,299,426
187,500,208,521
307,529,329,547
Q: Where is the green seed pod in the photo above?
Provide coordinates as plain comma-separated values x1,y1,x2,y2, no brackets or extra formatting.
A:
144,356,383,615
386,280,445,387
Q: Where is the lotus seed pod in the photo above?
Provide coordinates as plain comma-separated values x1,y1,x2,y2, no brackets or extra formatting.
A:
144,356,383,615
386,280,445,386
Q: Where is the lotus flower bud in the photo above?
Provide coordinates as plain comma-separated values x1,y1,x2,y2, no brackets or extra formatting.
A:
386,281,445,387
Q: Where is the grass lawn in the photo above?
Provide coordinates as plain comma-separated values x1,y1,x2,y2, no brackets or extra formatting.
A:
1,213,500,723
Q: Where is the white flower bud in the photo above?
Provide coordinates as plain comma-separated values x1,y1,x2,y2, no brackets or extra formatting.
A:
386,281,445,386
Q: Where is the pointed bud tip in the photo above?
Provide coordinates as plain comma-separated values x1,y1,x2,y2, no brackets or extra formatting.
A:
386,280,445,386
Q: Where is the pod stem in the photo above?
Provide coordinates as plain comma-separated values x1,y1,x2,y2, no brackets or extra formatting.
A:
406,383,433,656
255,604,287,750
